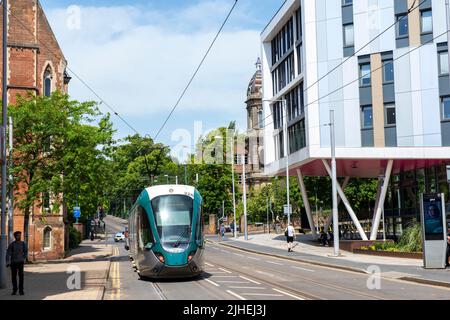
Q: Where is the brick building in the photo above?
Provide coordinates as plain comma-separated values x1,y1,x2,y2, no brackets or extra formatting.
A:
1,0,71,260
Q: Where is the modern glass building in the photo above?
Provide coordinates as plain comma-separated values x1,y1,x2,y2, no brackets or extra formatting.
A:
261,0,450,240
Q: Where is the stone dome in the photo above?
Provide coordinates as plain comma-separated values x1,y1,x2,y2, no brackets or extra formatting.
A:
247,58,262,98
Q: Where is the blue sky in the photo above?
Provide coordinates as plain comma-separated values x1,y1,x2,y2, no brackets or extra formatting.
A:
41,0,285,158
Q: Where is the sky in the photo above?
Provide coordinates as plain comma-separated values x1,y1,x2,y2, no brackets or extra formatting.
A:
40,0,285,159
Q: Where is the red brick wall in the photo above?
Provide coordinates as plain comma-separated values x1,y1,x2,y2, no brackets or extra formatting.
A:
1,0,69,261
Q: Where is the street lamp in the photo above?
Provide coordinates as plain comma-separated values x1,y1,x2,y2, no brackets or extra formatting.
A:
263,98,291,225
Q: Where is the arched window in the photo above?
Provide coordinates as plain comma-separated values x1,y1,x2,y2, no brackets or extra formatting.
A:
43,226,52,250
43,66,53,97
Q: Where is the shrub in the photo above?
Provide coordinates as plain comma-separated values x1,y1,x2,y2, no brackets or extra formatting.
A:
397,223,422,253
69,226,82,249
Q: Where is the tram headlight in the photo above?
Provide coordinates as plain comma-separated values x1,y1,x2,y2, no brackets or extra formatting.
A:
188,250,197,262
155,253,165,264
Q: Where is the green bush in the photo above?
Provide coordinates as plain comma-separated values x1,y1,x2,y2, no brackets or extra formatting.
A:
69,226,82,249
397,223,422,253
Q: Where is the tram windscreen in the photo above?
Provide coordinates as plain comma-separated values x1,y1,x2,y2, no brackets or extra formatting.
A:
151,195,193,249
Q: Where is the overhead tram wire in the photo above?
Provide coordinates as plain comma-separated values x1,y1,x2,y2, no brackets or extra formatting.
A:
152,0,239,142
238,0,428,138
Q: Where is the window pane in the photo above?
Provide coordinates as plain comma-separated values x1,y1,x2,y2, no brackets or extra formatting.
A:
362,106,373,128
443,97,450,120
385,105,396,125
342,0,352,5
360,64,371,86
397,15,408,37
439,52,449,75
421,10,432,34
383,60,394,83
344,24,354,47
44,78,51,97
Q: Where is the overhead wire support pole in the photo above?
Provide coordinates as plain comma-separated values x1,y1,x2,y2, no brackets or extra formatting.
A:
8,116,12,243
0,0,7,289
330,110,339,257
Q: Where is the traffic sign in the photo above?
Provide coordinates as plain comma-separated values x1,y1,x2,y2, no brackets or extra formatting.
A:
283,204,292,215
446,165,450,183
73,206,81,219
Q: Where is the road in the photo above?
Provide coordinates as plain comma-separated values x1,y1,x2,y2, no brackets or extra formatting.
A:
103,216,450,300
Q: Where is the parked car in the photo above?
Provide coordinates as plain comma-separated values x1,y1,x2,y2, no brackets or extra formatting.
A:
114,232,125,242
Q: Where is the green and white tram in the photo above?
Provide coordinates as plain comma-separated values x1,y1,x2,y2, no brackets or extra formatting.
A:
125,185,205,279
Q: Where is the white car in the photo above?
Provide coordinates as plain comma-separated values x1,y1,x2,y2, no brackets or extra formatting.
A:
114,232,125,242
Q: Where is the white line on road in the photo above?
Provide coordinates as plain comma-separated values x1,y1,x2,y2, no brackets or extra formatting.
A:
246,256,260,260
291,266,315,272
218,268,232,274
233,253,244,257
211,276,239,278
266,260,283,266
239,276,261,285
204,279,220,287
226,290,247,301
217,281,250,284
205,262,215,267
272,288,304,300
229,286,267,290
242,293,284,297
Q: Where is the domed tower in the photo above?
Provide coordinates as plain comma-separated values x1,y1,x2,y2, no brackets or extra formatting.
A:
246,58,263,130
244,58,267,189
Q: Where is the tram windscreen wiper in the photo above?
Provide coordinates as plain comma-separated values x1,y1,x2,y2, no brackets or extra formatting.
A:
173,226,191,248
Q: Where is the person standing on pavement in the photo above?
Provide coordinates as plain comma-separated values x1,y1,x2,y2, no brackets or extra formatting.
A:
285,223,295,252
446,228,450,267
220,224,225,241
6,231,28,296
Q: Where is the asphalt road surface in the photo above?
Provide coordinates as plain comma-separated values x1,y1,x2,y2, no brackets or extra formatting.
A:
103,216,450,300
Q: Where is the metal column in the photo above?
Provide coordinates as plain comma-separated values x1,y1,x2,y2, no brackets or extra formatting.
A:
296,168,317,239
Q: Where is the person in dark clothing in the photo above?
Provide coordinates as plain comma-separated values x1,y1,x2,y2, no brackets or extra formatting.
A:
446,228,450,268
6,231,28,296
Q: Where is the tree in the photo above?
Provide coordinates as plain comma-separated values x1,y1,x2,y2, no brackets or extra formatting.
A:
9,92,114,242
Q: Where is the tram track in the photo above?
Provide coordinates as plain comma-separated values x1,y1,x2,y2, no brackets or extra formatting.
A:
205,243,387,300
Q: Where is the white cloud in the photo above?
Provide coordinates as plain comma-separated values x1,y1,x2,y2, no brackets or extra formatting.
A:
46,2,261,123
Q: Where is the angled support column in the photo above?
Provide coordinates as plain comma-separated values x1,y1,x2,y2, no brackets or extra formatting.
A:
322,159,368,241
324,176,350,231
371,178,383,227
296,169,317,239
370,160,394,240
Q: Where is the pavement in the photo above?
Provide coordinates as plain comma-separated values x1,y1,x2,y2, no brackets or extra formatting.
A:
0,238,113,300
207,232,450,289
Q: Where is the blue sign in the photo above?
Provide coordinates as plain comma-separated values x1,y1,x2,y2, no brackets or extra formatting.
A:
73,206,81,219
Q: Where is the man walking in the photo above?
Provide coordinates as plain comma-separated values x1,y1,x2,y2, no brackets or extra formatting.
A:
285,223,296,252
6,231,28,296
446,228,450,268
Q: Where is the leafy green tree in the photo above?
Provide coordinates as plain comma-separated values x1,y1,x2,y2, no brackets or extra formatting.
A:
9,92,114,242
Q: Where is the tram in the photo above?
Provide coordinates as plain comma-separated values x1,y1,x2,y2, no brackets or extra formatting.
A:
125,185,205,279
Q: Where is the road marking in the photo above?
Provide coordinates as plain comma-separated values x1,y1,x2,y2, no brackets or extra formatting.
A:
217,281,250,284
239,276,261,285
246,256,260,260
205,262,215,267
272,288,304,300
256,270,275,277
233,253,244,257
204,279,220,287
218,268,232,274
291,266,315,272
229,286,267,290
226,290,247,300
242,293,284,297
211,276,239,278
220,250,230,253
266,260,283,266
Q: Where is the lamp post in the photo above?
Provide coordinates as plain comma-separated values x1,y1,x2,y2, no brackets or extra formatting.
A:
330,109,339,257
230,131,237,238
242,154,248,240
0,0,8,289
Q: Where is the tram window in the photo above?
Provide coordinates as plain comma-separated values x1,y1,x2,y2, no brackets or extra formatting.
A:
138,206,153,249
196,205,204,241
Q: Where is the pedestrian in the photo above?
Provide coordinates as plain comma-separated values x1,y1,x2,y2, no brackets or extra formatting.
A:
220,224,225,241
285,223,295,252
446,228,450,268
6,231,28,296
